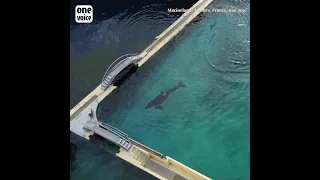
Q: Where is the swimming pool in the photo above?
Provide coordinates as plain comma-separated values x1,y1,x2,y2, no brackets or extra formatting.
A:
70,0,250,179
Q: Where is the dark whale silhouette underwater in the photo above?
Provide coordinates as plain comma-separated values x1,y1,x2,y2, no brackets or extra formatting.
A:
145,81,187,111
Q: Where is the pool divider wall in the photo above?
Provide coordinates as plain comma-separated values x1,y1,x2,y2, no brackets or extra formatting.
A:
137,0,214,67
116,142,211,180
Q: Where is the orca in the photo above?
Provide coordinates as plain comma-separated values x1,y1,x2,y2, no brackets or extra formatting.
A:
145,81,187,111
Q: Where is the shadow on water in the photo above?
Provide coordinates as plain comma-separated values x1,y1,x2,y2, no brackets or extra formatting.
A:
112,63,139,87
70,132,119,157
89,135,121,155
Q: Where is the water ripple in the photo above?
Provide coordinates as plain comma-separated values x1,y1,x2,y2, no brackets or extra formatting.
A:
205,0,250,76
121,5,177,30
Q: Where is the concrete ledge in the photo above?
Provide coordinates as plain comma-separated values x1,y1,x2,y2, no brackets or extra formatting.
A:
70,99,99,138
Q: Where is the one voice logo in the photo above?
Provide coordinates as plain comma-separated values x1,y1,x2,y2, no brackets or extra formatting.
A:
75,5,93,23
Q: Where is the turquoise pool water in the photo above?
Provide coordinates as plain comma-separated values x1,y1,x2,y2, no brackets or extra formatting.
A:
97,1,250,180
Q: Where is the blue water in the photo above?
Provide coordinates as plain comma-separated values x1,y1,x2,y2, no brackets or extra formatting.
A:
70,0,250,179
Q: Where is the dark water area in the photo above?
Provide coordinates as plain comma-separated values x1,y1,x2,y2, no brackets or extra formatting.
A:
70,0,203,180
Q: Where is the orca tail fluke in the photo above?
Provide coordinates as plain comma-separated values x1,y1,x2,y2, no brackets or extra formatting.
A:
178,81,187,88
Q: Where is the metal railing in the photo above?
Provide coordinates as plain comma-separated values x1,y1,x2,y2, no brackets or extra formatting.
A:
129,138,165,159
102,53,139,84
99,121,129,140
